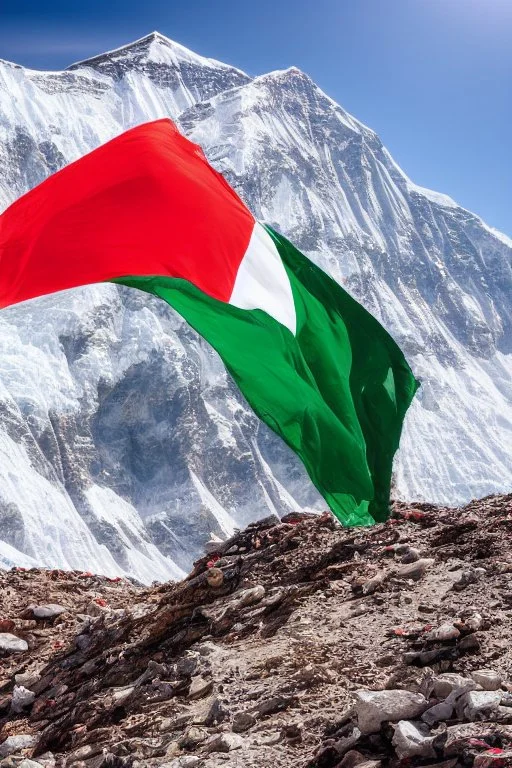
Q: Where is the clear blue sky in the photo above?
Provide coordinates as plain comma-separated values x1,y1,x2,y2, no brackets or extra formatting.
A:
1,0,511,236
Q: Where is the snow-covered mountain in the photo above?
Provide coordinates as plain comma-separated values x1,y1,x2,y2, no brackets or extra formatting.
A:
0,32,510,582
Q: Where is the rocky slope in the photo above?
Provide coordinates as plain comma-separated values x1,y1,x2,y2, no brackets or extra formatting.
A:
1,494,512,767
0,32,511,580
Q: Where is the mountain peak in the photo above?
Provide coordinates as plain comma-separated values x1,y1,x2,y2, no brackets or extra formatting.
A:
68,31,248,78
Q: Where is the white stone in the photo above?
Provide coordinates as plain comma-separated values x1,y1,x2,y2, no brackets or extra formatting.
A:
0,734,37,757
162,758,202,768
424,623,460,642
458,690,502,721
11,685,36,713
188,676,214,700
206,732,244,752
32,604,67,619
433,673,477,698
392,720,436,759
0,632,28,654
396,559,435,581
355,690,428,734
470,669,503,691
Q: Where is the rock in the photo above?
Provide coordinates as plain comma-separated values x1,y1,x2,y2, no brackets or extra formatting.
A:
453,568,482,591
396,558,435,581
32,604,67,620
457,690,502,720
462,612,484,632
0,633,28,654
206,568,224,588
333,726,361,756
0,734,37,758
282,723,302,743
338,751,369,768
14,672,40,689
10,685,36,713
0,619,16,632
195,641,219,656
69,745,102,761
339,758,381,768
433,673,477,698
355,690,428,734
231,585,265,609
458,633,481,652
85,600,108,617
471,669,503,691
405,647,457,666
187,676,213,700
111,686,134,705
352,574,384,596
424,623,460,642
192,695,227,726
232,711,256,733
162,758,202,768
423,684,475,726
392,720,436,759
174,655,199,678
257,695,294,717
204,533,224,553
18,761,45,768
34,753,55,768
254,730,282,746
205,732,244,752
501,692,512,707
177,726,208,750
400,547,420,563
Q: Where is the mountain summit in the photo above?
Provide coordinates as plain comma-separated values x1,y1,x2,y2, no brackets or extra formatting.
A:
0,34,510,582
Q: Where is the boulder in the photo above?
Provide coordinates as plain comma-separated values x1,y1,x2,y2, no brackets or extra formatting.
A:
0,734,37,758
205,732,244,752
32,604,67,620
232,711,256,733
177,726,208,750
457,690,502,721
187,676,213,700
392,720,436,759
423,684,474,726
10,685,36,713
424,623,460,642
0,633,28,654
396,558,434,581
471,669,503,691
355,689,428,734
433,673,477,698
231,585,265,609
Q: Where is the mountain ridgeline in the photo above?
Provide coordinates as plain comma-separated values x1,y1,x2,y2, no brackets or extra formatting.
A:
0,32,510,582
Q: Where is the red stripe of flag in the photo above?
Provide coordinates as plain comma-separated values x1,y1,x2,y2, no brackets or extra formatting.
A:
0,119,255,308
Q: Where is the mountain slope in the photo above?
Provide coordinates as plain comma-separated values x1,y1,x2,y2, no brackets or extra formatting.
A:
0,32,510,581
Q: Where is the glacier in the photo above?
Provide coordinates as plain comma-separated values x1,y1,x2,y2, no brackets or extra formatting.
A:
0,31,510,582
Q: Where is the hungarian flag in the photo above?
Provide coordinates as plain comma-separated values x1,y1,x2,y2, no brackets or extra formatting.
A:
0,119,418,526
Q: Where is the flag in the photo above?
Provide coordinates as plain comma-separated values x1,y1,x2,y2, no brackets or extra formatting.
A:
0,119,419,525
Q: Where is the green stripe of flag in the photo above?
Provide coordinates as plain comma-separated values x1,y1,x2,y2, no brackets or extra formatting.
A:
114,226,419,526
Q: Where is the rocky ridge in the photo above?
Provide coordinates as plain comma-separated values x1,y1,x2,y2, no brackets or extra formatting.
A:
1,494,512,767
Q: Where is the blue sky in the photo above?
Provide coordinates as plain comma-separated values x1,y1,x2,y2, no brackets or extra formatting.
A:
1,0,511,236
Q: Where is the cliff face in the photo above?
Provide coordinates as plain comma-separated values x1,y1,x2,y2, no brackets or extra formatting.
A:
0,32,511,580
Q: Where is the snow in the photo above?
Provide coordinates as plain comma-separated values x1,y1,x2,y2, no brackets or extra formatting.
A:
190,471,237,538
